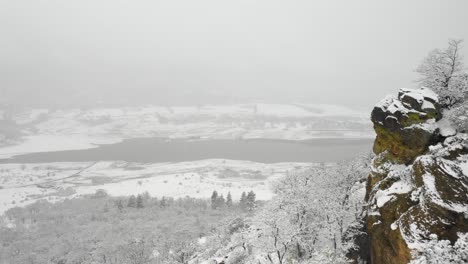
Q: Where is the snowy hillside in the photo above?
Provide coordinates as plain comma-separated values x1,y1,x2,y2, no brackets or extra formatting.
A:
0,159,311,214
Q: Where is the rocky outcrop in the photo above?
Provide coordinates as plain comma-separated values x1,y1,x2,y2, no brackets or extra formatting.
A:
366,88,468,264
371,88,441,165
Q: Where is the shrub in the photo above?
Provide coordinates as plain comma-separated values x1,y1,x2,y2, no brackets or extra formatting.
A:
445,104,468,133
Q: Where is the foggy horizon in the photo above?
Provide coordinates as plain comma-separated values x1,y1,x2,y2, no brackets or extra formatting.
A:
2,0,468,108
2,2,468,263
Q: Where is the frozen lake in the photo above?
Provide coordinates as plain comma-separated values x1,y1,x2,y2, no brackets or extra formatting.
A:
1,137,373,164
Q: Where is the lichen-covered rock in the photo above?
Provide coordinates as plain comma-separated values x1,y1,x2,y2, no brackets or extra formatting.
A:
371,88,441,164
366,164,415,264
366,89,468,264
400,135,468,245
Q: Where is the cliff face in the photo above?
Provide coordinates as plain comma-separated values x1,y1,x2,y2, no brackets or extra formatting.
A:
366,88,468,264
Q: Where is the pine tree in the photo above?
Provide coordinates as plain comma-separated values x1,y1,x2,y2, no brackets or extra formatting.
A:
218,195,225,208
240,192,247,210
246,191,256,211
136,194,144,208
116,199,124,212
211,191,218,209
160,196,167,208
127,195,137,208
142,191,151,201
226,192,233,208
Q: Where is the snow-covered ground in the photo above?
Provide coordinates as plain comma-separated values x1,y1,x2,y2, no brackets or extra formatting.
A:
0,159,312,214
0,103,370,214
0,103,372,158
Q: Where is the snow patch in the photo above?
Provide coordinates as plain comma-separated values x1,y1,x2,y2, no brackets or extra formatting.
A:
422,173,467,213
437,119,457,137
375,193,395,208
0,135,120,159
459,159,468,177
0,159,312,214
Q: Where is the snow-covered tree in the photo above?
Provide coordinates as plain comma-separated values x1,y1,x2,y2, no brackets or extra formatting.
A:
211,190,219,209
120,239,153,264
169,241,197,264
246,191,256,211
255,201,303,264
410,233,468,264
218,194,226,208
160,196,167,207
244,156,370,263
416,39,467,107
226,192,233,208
127,195,136,208
445,102,468,133
136,194,144,208
115,199,124,212
240,192,247,210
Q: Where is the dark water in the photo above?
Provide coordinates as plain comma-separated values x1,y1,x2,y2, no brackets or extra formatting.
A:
0,138,374,164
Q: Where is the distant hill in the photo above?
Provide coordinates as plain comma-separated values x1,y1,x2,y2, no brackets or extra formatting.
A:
0,104,373,158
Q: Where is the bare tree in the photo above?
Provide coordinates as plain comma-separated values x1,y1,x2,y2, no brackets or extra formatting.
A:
240,156,370,263
169,241,196,264
120,239,154,264
416,39,467,107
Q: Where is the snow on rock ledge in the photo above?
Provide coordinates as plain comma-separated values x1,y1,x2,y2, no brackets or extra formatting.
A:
371,88,441,164
365,88,468,264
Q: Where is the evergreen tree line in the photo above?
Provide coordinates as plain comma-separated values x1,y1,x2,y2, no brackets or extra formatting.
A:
211,190,256,210
100,189,257,212
109,190,257,212
114,192,206,212
0,191,251,264
113,192,150,211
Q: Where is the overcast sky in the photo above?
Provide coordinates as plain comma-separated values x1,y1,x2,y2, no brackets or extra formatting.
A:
1,0,467,108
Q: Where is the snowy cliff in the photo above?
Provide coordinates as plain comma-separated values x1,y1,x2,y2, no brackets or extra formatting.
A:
366,88,468,263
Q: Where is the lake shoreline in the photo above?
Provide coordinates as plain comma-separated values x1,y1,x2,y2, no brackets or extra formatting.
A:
0,137,373,164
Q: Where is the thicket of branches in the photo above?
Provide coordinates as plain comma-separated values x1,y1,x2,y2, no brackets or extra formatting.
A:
416,39,468,108
0,194,252,264
416,39,468,133
219,156,372,264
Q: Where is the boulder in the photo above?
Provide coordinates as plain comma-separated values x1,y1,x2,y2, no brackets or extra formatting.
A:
371,88,441,164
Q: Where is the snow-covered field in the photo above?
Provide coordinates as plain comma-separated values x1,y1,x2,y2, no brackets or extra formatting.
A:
0,159,312,214
0,103,372,158
0,103,370,214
